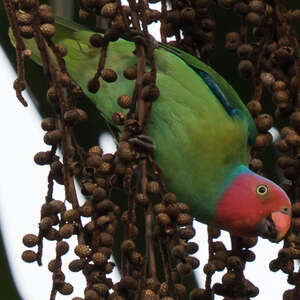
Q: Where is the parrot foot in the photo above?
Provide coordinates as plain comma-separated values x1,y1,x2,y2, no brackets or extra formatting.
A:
128,134,156,153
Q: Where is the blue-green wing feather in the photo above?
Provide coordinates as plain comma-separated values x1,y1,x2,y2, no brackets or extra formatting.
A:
158,43,257,146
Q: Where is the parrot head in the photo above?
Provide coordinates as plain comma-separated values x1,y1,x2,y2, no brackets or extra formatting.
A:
215,167,291,242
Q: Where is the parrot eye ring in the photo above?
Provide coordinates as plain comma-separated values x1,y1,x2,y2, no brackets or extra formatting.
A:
256,184,269,196
281,206,291,215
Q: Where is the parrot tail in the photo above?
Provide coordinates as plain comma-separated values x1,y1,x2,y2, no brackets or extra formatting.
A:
8,15,92,67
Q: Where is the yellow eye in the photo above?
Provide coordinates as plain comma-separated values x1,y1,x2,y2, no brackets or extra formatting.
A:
256,184,269,196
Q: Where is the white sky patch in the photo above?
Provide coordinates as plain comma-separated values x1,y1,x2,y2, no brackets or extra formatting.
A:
99,132,117,154
269,127,280,143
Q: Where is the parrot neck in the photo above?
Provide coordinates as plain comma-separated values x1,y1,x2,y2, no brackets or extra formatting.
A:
227,164,252,181
215,164,257,235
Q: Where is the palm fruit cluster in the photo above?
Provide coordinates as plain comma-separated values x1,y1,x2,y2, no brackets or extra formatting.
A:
4,0,300,299
220,2,300,300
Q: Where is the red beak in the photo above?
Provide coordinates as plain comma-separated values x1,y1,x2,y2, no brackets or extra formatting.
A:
271,211,291,242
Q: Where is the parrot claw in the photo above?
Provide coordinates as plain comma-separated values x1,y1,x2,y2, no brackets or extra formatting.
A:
128,134,156,153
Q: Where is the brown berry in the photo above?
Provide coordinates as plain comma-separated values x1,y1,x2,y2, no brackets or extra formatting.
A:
49,200,66,214
246,12,262,26
142,84,160,102
260,72,275,87
20,25,34,38
112,111,126,125
101,69,118,82
177,213,193,226
123,66,137,80
203,262,216,275
39,217,53,231
180,7,196,22
44,228,59,241
88,78,100,93
247,100,262,117
22,250,37,263
179,226,196,239
48,259,61,272
91,252,108,267
227,256,245,271
189,288,206,300
93,283,109,296
40,23,56,38
157,213,171,226
186,256,200,269
92,187,107,201
59,224,74,239
277,140,289,152
117,94,132,109
64,108,88,124
121,239,136,253
23,234,39,247
186,242,199,254
44,129,62,145
237,44,253,59
238,60,254,78
255,114,273,132
286,133,300,147
225,32,240,51
56,241,69,256
99,232,114,247
176,262,192,276
75,244,91,258
101,3,118,18
141,73,154,87
69,259,86,272
135,193,149,206
249,0,264,13
171,245,185,259
58,282,73,295
39,4,54,23
16,12,34,25
41,117,56,131
277,156,295,169
90,34,105,48
62,209,80,222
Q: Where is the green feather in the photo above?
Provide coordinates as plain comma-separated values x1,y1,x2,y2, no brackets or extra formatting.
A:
9,17,256,223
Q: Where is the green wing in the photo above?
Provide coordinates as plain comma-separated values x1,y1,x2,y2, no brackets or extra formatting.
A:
158,43,257,145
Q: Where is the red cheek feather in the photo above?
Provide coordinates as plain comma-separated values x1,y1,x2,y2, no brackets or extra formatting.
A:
215,172,290,237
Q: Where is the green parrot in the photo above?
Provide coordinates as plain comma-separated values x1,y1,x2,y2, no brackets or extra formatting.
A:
10,17,291,242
